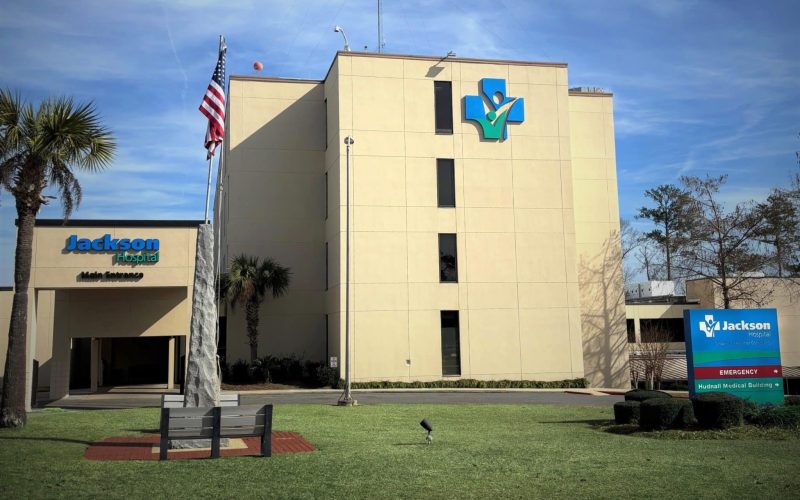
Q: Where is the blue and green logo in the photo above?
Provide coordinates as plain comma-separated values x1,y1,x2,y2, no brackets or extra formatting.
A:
464,78,524,140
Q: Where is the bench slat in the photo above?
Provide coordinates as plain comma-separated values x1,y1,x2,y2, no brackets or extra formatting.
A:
221,404,266,417
161,394,240,408
167,428,215,438
220,415,265,428
167,407,215,418
169,416,215,430
220,426,266,437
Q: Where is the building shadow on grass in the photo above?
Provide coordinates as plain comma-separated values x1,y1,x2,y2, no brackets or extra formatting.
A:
538,419,642,435
602,424,639,435
0,436,91,446
0,436,155,447
538,419,614,427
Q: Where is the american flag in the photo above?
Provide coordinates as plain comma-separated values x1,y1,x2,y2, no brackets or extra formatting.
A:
199,37,227,159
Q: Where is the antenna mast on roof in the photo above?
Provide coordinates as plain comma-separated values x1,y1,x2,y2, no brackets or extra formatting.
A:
377,0,384,53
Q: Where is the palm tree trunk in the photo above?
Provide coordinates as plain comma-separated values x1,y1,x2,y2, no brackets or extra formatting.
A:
1,208,35,428
246,300,260,362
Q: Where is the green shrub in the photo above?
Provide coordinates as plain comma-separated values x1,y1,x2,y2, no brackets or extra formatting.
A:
640,398,695,430
614,401,640,424
785,395,800,406
313,365,338,388
229,360,251,384
748,405,800,429
691,392,744,429
624,389,672,402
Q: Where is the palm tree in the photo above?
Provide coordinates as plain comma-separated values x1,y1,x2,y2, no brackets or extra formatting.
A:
220,254,291,362
0,90,115,428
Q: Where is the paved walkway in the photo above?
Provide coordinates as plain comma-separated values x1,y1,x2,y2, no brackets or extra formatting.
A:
84,432,315,461
44,389,623,409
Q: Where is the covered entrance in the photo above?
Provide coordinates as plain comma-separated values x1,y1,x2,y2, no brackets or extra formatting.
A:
69,336,183,391
50,286,190,397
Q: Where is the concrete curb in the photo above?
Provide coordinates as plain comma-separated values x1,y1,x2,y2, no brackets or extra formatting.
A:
222,388,623,395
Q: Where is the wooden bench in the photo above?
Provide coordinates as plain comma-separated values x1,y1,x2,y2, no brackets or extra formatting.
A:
160,393,240,408
159,404,273,460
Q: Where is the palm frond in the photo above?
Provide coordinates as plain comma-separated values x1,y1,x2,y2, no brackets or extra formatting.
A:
0,88,116,219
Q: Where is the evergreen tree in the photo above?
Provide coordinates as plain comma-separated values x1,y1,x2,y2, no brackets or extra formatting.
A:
636,184,692,280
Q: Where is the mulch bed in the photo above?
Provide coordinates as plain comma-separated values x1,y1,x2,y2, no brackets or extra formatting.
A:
84,431,315,461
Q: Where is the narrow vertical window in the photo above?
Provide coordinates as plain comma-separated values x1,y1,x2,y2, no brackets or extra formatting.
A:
438,234,458,283
324,98,328,150
325,171,328,220
325,242,329,290
437,159,455,207
626,319,636,343
434,81,453,134
440,311,461,376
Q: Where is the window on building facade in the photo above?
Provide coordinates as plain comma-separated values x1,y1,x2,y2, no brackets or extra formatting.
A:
641,318,685,343
434,81,453,134
438,233,458,282
325,171,328,220
437,159,455,207
441,311,461,376
324,98,328,150
626,319,636,343
325,242,328,290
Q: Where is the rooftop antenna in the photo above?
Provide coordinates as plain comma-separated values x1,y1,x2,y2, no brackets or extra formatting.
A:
377,0,384,52
334,25,350,52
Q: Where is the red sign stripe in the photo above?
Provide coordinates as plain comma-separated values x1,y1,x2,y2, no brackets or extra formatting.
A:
694,365,782,379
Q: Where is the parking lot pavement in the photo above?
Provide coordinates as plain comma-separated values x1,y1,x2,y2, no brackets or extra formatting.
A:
44,390,622,409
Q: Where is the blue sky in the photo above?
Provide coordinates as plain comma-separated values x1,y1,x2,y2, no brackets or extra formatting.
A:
1,0,798,285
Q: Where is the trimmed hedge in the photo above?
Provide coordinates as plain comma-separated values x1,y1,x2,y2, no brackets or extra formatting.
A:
748,405,800,429
221,356,339,387
640,398,695,430
614,401,641,424
691,392,744,429
624,389,672,403
785,395,800,406
337,378,588,390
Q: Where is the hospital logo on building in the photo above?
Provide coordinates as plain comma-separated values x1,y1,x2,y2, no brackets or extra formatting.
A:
464,78,524,140
65,234,159,266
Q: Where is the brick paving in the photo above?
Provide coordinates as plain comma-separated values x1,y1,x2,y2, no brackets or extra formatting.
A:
84,431,315,461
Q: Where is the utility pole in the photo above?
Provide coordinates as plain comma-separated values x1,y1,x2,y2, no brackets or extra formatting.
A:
338,136,356,406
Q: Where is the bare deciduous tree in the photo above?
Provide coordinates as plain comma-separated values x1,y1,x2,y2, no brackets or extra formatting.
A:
677,175,770,309
630,325,671,390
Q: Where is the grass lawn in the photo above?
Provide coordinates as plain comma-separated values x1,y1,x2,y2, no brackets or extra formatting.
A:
1,404,798,499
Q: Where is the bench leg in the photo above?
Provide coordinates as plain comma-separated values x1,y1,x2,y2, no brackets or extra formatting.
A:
261,405,273,457
159,407,169,461
211,406,222,459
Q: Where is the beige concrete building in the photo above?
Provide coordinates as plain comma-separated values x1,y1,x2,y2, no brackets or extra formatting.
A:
218,51,630,388
0,220,201,402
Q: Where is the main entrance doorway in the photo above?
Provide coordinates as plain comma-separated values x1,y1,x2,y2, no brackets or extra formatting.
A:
104,337,169,386
69,336,179,391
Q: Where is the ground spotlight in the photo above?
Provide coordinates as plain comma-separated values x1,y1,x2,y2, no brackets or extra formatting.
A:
420,418,433,444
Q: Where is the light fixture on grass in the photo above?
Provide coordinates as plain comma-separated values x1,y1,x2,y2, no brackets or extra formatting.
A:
420,418,433,444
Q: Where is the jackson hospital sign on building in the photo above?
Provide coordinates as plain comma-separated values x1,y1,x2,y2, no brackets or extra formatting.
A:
1,51,631,399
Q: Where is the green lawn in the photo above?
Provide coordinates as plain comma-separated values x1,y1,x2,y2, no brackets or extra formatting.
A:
1,404,798,499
